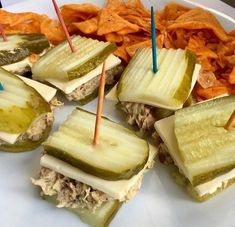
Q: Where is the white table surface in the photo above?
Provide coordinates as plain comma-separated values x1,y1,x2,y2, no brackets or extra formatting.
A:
1,0,235,19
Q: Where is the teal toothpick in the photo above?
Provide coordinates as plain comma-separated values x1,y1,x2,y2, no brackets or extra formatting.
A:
151,6,158,73
0,82,4,91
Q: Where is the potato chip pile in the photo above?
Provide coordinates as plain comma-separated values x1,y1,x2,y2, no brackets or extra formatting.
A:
0,0,235,101
0,10,65,44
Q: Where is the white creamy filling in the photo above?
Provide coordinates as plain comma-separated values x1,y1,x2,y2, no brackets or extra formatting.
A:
154,116,235,197
46,54,121,94
40,144,158,201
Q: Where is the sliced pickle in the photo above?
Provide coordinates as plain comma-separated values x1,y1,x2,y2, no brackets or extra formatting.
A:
0,123,52,152
43,108,149,181
175,96,235,185
0,67,51,134
117,48,196,110
32,36,117,81
43,195,121,227
0,33,49,66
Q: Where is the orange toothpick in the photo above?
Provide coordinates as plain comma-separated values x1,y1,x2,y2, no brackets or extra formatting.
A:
93,61,106,145
224,110,235,130
52,0,76,53
0,24,8,42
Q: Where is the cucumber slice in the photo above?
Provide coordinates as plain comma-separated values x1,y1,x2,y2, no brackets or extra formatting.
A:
0,33,49,66
0,67,51,134
117,48,196,110
43,195,121,227
175,96,235,185
43,108,149,181
32,36,117,81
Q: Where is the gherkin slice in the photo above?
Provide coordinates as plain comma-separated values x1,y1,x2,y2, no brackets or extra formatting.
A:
117,48,198,110
0,123,52,153
0,67,51,135
175,96,235,186
0,33,49,66
32,36,117,81
43,108,149,181
43,195,121,227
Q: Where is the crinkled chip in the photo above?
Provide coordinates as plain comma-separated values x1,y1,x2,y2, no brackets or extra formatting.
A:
167,8,228,41
73,17,98,34
97,8,139,36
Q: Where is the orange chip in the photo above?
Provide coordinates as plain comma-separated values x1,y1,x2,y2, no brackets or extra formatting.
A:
187,36,218,59
229,29,235,37
196,84,230,99
126,39,152,57
97,8,139,36
167,8,228,42
161,3,190,21
117,26,140,35
105,0,127,12
228,67,235,84
40,17,65,44
114,45,130,63
73,17,98,34
61,3,100,24
105,33,123,43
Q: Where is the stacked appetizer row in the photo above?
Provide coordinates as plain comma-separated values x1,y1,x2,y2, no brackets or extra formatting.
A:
0,29,234,227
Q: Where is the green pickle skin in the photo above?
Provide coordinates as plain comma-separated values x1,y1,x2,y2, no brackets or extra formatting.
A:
173,50,196,103
0,68,52,152
0,33,50,66
67,43,117,80
0,123,52,152
44,108,149,181
43,195,122,227
0,68,51,134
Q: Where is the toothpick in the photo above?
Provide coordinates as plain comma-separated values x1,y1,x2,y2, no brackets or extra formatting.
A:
0,82,4,91
224,110,235,130
93,61,106,145
0,24,8,42
151,6,158,73
52,0,76,53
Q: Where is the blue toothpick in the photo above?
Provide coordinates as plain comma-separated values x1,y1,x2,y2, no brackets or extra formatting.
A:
151,6,158,73
0,82,4,91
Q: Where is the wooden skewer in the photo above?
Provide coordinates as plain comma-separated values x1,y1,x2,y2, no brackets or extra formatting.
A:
0,24,8,42
52,0,76,53
224,110,235,130
93,61,106,146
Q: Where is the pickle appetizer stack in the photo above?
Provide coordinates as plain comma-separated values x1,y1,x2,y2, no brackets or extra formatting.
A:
1,34,50,76
32,36,124,104
0,67,56,152
155,96,235,201
32,108,158,226
106,48,201,133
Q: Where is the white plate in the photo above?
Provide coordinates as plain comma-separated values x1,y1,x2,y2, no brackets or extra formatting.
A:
1,1,235,227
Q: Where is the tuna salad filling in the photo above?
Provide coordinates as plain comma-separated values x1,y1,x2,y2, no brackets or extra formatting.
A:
120,102,174,134
0,112,53,146
66,64,124,101
32,167,111,212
